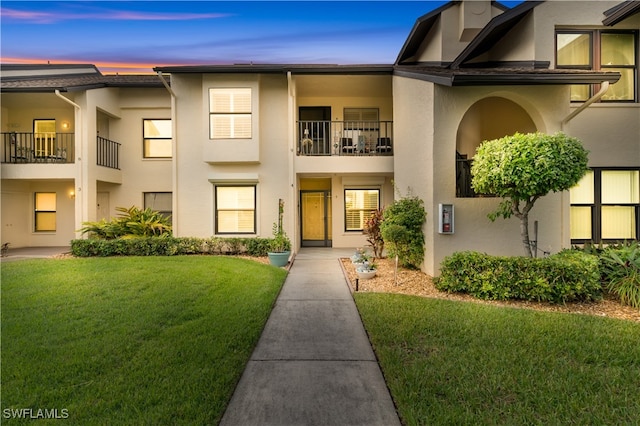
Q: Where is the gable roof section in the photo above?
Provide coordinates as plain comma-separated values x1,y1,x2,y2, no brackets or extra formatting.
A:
450,0,544,69
394,1,459,65
393,0,620,86
1,64,164,93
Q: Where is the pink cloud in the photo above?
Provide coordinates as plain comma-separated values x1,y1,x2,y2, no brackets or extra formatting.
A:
0,7,230,24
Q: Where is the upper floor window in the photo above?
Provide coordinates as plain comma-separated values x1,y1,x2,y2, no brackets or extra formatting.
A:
209,88,252,139
143,119,172,158
556,30,637,102
344,189,380,231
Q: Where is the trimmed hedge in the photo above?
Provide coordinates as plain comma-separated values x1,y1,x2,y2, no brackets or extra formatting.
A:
71,236,273,258
435,250,601,304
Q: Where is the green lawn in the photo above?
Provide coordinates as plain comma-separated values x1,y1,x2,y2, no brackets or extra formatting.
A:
1,256,287,425
355,293,640,426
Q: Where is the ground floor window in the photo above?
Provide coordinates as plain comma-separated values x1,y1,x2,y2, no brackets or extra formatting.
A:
34,192,56,232
144,192,172,220
344,189,379,231
570,169,639,243
215,185,256,234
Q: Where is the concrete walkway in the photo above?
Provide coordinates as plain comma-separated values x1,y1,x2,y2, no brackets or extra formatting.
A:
220,248,401,426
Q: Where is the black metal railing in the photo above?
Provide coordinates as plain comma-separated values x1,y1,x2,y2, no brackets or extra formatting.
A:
297,121,393,156
1,132,74,164
97,136,121,170
456,155,476,197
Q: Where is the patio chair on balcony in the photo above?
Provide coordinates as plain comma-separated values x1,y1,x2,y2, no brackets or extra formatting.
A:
376,137,392,154
341,137,355,155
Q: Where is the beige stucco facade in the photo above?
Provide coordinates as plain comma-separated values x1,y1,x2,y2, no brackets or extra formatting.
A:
2,0,638,276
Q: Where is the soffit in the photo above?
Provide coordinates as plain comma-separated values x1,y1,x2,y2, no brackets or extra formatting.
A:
393,65,621,86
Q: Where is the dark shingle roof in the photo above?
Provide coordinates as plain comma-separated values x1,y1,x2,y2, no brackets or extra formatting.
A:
1,64,164,92
393,65,621,86
154,64,394,75
603,0,640,26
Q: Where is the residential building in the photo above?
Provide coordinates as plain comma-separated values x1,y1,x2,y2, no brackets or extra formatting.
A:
2,0,638,275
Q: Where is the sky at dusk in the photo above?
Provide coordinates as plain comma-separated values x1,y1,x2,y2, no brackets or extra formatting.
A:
1,1,522,74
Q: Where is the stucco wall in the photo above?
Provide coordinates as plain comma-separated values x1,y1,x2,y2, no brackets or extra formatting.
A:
392,76,436,272
393,74,576,275
566,105,640,168
106,89,172,215
173,73,293,240
1,179,76,247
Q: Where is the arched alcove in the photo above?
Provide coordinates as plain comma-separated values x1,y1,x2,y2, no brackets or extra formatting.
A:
456,97,537,197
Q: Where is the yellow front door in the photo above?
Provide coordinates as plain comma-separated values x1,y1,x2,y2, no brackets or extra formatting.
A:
301,191,332,247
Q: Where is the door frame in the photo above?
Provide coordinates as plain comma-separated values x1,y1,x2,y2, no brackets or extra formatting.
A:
300,190,332,247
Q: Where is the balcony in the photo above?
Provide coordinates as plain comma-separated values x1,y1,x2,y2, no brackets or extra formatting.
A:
1,133,121,171
1,132,74,164
297,121,393,156
97,136,121,170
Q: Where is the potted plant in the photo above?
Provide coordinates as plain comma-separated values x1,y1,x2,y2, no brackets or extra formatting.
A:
353,248,377,279
356,259,377,279
267,199,291,267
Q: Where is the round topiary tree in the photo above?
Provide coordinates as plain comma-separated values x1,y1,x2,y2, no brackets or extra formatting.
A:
471,132,589,257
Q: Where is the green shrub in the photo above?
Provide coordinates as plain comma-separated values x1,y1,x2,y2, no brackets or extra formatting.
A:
244,238,272,256
71,236,272,258
380,193,426,268
436,250,601,303
599,242,640,308
79,206,172,239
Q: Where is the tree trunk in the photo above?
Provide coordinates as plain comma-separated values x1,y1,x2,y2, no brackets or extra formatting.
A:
520,213,533,257
514,198,537,258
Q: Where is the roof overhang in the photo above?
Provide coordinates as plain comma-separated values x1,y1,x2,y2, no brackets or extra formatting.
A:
603,0,640,26
393,66,621,87
1,74,165,93
154,64,394,75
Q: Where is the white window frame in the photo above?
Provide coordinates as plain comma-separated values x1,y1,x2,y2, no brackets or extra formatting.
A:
143,119,172,158
214,185,257,234
209,88,252,139
344,188,380,232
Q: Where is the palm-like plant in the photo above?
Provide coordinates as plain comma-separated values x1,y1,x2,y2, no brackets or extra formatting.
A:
80,206,172,239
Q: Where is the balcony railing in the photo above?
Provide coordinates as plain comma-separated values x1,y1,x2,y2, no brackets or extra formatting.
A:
1,132,74,164
456,154,476,197
97,136,121,170
297,121,393,156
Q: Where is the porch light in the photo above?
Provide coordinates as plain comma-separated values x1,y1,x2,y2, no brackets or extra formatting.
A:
61,121,70,130
68,189,75,199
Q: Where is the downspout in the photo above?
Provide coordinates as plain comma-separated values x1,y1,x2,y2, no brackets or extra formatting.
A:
287,71,296,255
561,81,610,130
156,71,178,235
55,90,84,239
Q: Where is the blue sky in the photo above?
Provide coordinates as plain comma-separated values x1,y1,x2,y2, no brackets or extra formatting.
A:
1,1,522,73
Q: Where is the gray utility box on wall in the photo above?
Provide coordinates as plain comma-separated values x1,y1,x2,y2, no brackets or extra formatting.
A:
438,203,454,234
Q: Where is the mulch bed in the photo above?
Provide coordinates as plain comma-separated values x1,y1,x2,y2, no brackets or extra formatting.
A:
340,257,640,323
